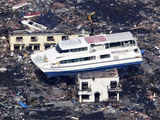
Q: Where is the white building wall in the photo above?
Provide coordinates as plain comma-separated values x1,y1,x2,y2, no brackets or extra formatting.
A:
78,75,119,103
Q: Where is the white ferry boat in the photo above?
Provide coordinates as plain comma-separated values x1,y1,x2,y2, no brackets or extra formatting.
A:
31,32,143,78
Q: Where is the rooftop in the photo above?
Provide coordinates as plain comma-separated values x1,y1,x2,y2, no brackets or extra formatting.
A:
9,30,65,36
78,69,119,79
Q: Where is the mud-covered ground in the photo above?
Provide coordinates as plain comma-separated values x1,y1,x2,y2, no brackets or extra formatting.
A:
0,0,160,119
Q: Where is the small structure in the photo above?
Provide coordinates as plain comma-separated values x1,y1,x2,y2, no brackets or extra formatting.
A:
12,1,30,10
9,31,89,51
21,20,47,31
24,12,41,19
77,69,121,103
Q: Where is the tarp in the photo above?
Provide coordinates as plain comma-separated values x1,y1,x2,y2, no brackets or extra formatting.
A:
18,101,29,108
141,49,145,55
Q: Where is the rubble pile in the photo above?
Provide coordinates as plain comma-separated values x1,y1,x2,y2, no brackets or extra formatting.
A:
0,0,160,119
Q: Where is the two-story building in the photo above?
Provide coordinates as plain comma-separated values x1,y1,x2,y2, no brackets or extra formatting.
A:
9,30,89,51
77,69,121,103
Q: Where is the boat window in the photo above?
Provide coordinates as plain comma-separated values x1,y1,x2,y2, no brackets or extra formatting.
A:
100,54,110,59
56,45,69,53
131,40,136,45
91,44,103,47
60,56,96,64
122,40,136,46
105,43,109,49
110,42,121,48
71,47,88,52
56,45,61,52
29,21,33,25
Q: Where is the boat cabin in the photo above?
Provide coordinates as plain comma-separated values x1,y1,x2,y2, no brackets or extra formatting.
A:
56,32,137,54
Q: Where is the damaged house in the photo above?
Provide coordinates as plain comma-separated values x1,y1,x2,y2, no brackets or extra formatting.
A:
77,68,121,103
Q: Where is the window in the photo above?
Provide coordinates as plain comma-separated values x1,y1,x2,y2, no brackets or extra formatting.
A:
110,81,117,89
60,56,96,64
91,44,102,47
45,44,51,49
106,40,136,49
81,47,88,51
71,47,88,52
45,43,56,49
82,95,89,100
108,92,117,99
71,48,79,52
16,37,23,42
14,44,25,50
134,48,138,53
56,45,69,53
110,42,121,48
31,36,37,42
14,44,20,50
122,40,136,46
21,45,25,50
105,43,109,49
26,45,32,51
131,40,136,45
29,21,33,25
100,54,110,59
62,36,68,40
47,36,54,41
82,82,88,90
27,44,40,51
34,44,40,50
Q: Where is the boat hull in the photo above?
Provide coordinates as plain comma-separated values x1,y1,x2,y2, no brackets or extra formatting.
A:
44,61,142,78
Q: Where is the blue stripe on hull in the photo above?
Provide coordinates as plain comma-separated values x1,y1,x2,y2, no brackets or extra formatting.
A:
44,61,142,78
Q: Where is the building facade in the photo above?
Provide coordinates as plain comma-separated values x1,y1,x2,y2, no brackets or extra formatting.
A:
77,69,121,103
9,31,89,51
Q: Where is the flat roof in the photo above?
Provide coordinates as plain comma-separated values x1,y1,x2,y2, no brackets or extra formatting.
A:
9,30,89,37
9,30,65,36
78,69,119,79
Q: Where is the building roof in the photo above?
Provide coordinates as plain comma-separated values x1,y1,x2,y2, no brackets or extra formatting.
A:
59,37,88,50
9,30,65,36
78,69,119,79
